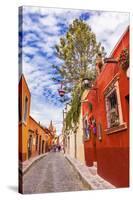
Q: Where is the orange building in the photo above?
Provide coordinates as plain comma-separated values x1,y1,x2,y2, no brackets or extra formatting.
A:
82,27,129,187
19,74,54,162
19,75,31,161
28,116,49,159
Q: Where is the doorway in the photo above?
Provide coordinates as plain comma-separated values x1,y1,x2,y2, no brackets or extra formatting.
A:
39,136,41,155
42,140,44,154
28,134,32,159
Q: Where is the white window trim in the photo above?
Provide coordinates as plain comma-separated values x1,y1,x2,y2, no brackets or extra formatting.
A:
105,80,123,129
114,81,123,125
83,115,90,140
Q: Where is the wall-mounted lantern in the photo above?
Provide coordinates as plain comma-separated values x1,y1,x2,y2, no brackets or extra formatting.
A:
82,78,92,89
104,57,118,64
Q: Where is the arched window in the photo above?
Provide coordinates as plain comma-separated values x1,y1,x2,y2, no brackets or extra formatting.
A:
24,96,28,122
83,117,90,140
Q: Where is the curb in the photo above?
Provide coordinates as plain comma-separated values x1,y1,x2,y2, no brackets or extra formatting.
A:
20,153,48,175
65,154,116,190
65,155,91,190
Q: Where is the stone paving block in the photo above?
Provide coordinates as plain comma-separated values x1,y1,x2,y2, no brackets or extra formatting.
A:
65,154,116,190
22,152,90,194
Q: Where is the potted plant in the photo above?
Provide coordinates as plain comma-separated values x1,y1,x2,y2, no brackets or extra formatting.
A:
119,48,129,71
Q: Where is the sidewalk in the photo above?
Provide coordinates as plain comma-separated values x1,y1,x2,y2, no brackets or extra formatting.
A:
65,154,116,190
19,153,48,175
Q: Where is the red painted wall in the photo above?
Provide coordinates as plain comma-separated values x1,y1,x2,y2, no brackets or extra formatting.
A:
83,27,129,187
83,89,98,166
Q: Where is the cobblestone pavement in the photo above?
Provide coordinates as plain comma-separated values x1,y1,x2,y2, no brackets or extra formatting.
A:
23,152,89,194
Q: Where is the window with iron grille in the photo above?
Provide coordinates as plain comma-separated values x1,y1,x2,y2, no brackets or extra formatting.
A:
105,89,120,128
83,117,90,139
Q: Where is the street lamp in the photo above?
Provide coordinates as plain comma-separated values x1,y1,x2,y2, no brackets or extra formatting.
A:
58,82,65,97
82,78,92,89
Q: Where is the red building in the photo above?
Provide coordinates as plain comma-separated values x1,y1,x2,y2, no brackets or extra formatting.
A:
82,27,129,188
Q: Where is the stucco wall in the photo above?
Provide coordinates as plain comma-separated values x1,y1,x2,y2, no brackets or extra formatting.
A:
82,28,129,187
19,75,31,161
69,133,75,158
19,75,52,162
76,110,85,164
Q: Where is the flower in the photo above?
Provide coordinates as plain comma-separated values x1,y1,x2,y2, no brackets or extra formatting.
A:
119,48,129,71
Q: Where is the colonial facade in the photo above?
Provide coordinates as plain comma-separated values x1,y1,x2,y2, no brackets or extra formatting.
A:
19,74,54,162
63,103,85,163
82,27,129,187
63,27,129,188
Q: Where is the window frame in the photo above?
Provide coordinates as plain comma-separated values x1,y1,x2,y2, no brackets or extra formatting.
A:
23,96,28,123
104,79,127,134
83,114,91,140
105,88,120,128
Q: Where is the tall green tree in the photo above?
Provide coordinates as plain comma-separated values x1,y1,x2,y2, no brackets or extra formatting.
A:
53,19,106,91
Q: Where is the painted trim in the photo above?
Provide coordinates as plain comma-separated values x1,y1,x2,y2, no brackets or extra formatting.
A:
104,79,124,129
105,122,127,134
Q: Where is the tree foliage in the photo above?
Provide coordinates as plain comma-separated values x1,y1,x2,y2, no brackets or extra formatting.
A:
53,19,106,91
52,19,106,132
65,85,84,130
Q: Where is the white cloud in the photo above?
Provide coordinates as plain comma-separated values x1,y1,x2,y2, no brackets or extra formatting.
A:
30,95,63,135
21,7,129,135
86,11,129,55
22,46,38,55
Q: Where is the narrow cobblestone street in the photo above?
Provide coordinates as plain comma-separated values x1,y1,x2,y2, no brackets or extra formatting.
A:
23,152,89,194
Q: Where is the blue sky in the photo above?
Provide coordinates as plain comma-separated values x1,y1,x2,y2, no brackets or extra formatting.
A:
19,6,129,135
